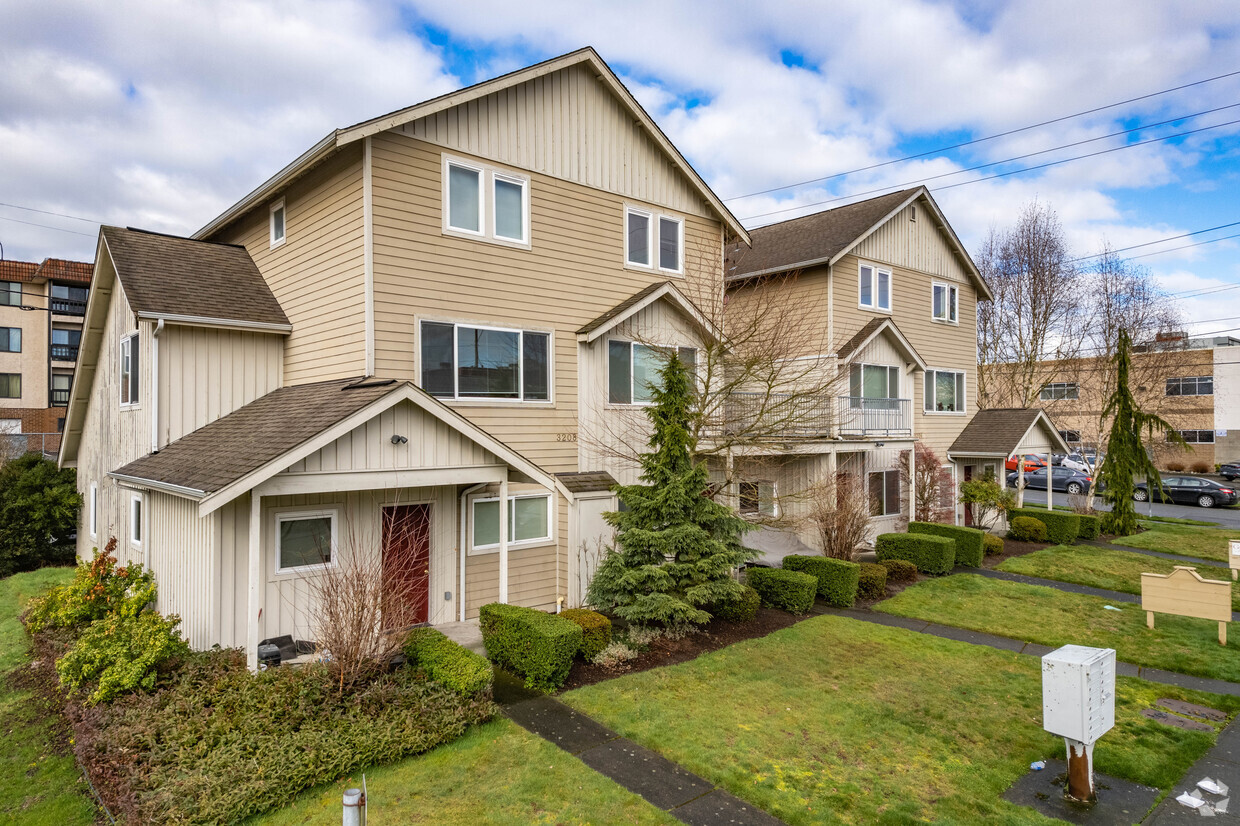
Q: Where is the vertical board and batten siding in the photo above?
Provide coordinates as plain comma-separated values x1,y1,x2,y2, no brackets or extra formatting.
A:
146,491,216,649
210,144,367,385
159,325,283,445
397,62,712,219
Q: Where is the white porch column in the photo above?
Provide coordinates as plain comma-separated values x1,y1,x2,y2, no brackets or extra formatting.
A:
246,492,262,672
1016,454,1026,508
908,444,917,521
1047,457,1054,512
498,478,509,604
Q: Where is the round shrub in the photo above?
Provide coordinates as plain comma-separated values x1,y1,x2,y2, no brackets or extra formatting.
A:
1008,516,1048,542
1166,462,1186,472
879,558,918,583
857,563,888,600
705,584,760,623
560,608,612,660
783,555,860,607
1076,514,1101,540
403,627,493,697
982,533,1004,556
745,567,816,615
908,522,985,567
479,603,583,692
874,533,956,575
1191,461,1212,474
1006,508,1080,545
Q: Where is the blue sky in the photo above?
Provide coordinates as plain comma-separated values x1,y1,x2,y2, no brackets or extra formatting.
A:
2,0,1238,332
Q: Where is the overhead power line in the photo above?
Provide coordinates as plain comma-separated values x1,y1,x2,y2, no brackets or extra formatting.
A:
0,215,97,238
1126,232,1240,263
0,202,102,225
1067,221,1240,263
724,68,1240,202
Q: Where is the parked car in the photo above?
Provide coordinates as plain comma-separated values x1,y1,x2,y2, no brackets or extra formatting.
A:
1220,462,1240,481
1005,467,1098,495
1058,453,1099,474
1005,453,1047,473
1133,476,1239,508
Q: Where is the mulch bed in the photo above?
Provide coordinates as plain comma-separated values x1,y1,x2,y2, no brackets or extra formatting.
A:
981,538,1053,568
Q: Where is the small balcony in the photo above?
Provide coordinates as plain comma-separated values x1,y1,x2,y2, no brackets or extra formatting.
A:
50,343,78,362
51,388,70,406
837,396,913,437
50,298,87,316
718,392,834,439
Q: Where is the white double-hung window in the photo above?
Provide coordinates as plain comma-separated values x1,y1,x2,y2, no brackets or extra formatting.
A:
932,282,958,322
859,262,892,311
471,493,552,552
444,157,529,246
625,207,683,274
119,332,139,406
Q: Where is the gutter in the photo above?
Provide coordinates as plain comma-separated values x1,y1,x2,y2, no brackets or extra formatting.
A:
107,472,206,500
136,311,292,334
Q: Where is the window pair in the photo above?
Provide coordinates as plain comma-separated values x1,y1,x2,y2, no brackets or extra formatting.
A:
1176,429,1215,444
924,368,965,413
1040,382,1078,401
607,341,696,405
859,263,891,311
1166,376,1212,396
472,494,551,551
446,160,529,244
626,208,683,273
421,321,549,402
932,282,958,322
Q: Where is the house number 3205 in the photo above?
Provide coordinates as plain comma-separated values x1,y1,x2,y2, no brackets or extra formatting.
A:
556,433,577,442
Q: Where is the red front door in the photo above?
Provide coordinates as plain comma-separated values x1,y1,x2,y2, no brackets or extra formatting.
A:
382,504,431,627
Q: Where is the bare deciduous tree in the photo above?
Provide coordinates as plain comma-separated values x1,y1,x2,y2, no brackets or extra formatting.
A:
804,471,873,560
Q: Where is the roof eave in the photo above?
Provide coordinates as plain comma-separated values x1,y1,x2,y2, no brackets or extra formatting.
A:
577,282,724,345
108,472,206,500
135,311,292,333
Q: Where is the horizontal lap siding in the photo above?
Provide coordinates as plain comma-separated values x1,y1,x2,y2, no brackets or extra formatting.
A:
464,544,559,618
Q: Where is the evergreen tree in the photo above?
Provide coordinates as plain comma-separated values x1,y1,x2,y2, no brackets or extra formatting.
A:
587,354,757,626
1099,329,1184,536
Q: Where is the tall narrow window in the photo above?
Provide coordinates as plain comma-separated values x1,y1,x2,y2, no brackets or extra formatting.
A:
0,328,19,353
269,199,286,248
120,333,139,405
130,494,142,545
447,163,483,234
493,175,527,242
932,283,958,322
626,208,651,266
658,216,682,272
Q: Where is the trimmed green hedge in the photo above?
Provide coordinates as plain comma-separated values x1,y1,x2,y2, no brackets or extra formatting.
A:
403,627,493,697
479,603,583,691
982,534,1004,556
908,522,985,567
1077,514,1101,540
783,555,860,607
560,608,612,660
875,533,956,575
705,584,760,623
1008,516,1048,542
857,563,888,600
1007,507,1081,544
879,558,918,583
746,567,816,615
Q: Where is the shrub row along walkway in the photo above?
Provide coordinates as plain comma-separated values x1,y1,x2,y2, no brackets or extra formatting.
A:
814,605,1240,697
502,691,786,826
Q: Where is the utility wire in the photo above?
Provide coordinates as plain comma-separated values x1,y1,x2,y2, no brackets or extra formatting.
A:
724,68,1240,201
1126,233,1240,263
1067,221,1240,262
0,215,97,238
0,202,102,224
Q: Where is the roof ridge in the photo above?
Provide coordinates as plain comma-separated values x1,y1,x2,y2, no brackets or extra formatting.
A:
116,226,248,250
748,187,921,233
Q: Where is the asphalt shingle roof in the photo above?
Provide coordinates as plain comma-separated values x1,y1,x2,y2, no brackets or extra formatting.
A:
948,408,1046,456
101,226,289,327
555,471,618,494
577,281,673,336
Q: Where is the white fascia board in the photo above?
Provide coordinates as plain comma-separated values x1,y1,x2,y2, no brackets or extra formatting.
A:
579,283,724,345
108,472,206,500
135,311,292,334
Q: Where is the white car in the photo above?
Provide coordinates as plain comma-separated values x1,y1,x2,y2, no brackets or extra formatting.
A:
1058,453,1101,475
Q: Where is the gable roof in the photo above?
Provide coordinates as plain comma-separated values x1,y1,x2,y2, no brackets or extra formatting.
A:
726,187,991,300
555,470,617,494
947,408,1070,458
101,226,290,329
836,317,927,370
576,280,723,344
195,47,748,245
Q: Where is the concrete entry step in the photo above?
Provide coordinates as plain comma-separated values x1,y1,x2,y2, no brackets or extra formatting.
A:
435,619,485,655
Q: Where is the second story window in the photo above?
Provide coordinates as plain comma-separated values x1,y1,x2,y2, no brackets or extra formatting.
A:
0,328,20,353
269,198,286,248
119,332,139,406
932,282,958,322
0,281,20,307
924,368,965,413
1166,376,1212,396
626,207,683,274
0,374,19,399
608,340,696,405
50,283,88,315
51,328,80,361
859,262,892,312
420,321,549,402
444,157,530,246
1040,382,1079,400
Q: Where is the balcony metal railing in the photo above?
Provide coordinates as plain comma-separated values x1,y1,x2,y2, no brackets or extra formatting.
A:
837,396,913,437
50,343,78,362
0,432,61,459
51,299,87,316
51,388,70,406
720,392,835,439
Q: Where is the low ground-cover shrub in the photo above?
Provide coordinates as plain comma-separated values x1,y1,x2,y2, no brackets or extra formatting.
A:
1007,508,1080,545
591,641,639,669
480,603,583,691
1077,514,1101,540
560,608,612,660
403,628,492,697
983,534,1004,556
908,522,985,567
56,610,189,705
857,563,887,600
65,648,494,825
746,567,816,614
704,584,760,623
879,558,918,582
25,542,155,633
783,555,860,607
1192,461,1212,474
1008,516,1049,542
875,533,956,575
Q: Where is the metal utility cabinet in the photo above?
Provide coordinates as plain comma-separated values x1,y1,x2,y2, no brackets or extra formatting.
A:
1042,645,1116,803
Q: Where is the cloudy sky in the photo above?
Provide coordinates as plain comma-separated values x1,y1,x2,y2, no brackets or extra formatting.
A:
3,1,1238,333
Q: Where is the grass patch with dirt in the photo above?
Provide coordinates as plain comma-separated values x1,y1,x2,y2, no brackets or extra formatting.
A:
1111,521,1238,562
998,544,1239,610
0,568,95,826
878,574,1240,681
562,614,1237,825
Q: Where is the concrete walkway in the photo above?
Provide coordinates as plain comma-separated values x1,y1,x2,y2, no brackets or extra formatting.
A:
1144,713,1240,823
436,620,485,655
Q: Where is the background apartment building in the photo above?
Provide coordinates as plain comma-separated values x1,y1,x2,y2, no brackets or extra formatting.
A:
0,257,92,456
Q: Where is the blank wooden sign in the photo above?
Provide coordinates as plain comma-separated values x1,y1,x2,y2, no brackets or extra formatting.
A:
1141,566,1231,645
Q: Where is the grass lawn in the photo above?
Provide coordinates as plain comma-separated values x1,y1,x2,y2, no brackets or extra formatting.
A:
878,574,1240,682
1111,520,1239,563
0,568,96,826
998,544,1240,610
250,717,677,825
563,615,1237,825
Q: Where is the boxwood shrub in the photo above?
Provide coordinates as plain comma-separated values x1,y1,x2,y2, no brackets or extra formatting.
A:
1076,514,1101,540
875,533,956,575
1007,507,1081,544
479,603,583,691
705,584,760,623
982,533,1004,556
403,627,493,697
1008,515,1048,542
783,555,860,607
746,567,816,614
857,563,888,600
879,558,918,583
908,521,985,567
560,608,612,660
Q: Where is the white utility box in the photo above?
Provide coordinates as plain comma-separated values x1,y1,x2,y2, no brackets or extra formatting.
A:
1042,645,1116,744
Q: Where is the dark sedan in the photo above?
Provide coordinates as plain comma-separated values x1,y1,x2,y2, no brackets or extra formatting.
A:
1006,467,1097,495
1220,462,1240,481
1134,476,1239,508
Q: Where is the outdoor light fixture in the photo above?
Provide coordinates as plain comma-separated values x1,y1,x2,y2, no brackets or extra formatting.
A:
390,434,408,444
874,442,885,448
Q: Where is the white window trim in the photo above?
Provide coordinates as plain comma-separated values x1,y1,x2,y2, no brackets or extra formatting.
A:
624,205,685,276
869,469,902,517
119,332,139,409
656,214,685,275
470,493,553,554
924,367,968,416
1039,382,1080,401
931,281,958,324
274,508,339,575
89,482,97,538
269,198,286,249
417,318,554,405
738,479,779,519
442,155,531,249
607,338,698,408
129,493,143,547
858,261,893,313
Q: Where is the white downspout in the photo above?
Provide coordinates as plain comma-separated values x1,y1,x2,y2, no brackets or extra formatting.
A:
498,478,509,604
151,319,164,453
459,482,487,622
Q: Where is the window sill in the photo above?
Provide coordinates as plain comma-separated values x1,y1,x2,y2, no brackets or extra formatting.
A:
269,238,286,251
923,410,967,416
623,260,685,278
468,538,555,556
931,317,959,325
119,404,142,411
858,305,893,314
442,226,532,251
440,398,555,408
272,562,337,581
